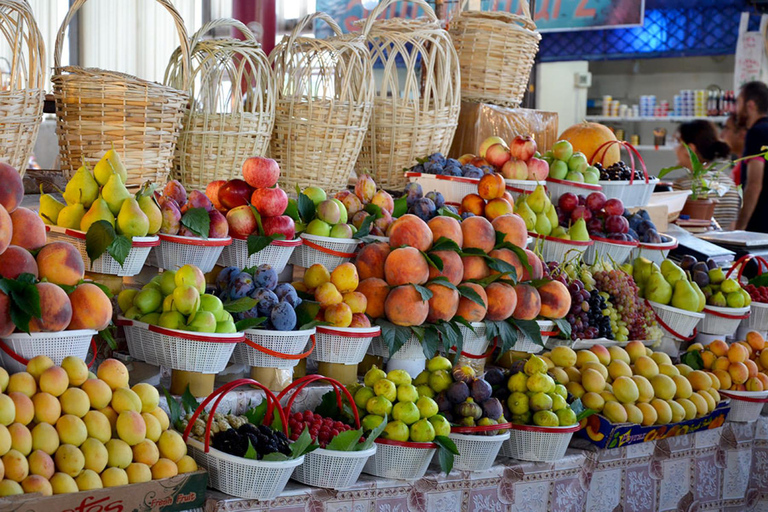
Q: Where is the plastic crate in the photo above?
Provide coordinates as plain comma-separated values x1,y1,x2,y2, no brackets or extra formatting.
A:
720,390,768,422
647,300,705,341
293,446,376,489
448,430,510,472
584,236,638,266
745,302,768,332
218,237,301,275
598,177,658,208
528,232,592,264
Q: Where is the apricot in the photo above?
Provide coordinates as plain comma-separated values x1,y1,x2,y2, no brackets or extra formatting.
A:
9,207,46,251
384,285,429,327
520,249,544,281
708,372,721,390
32,392,61,424
728,362,749,385
488,248,524,280
8,392,32,425
148,407,170,431
24,355,53,382
590,344,611,366
60,388,90,418
8,423,31,455
176,455,198,474
632,375,654,403
608,360,632,380
39,366,69,397
688,370,713,390
746,376,764,391
50,472,79,494
426,282,460,323
460,193,485,216
112,387,142,414
461,216,496,253
83,411,112,444
330,262,359,294
132,439,159,466
56,415,87,447
746,359,759,378
485,282,517,321
427,216,463,248
538,280,571,319
36,242,85,287
453,282,487,322
427,250,464,285
708,339,729,358
355,243,390,280
357,278,390,319
2,449,28,482
28,449,55,479
461,255,490,281
101,467,129,487
713,356,731,372
713,369,732,390
0,395,14,427
151,458,179,480
75,469,103,490
492,214,528,249
81,378,112,410
66,283,113,331
21,474,52,496
485,198,513,221
634,356,659,380
97,359,130,390
757,372,768,390
388,214,433,252
303,264,330,289
126,462,152,483
511,284,541,320
0,246,37,279
131,383,160,413
583,361,608,381
61,356,89,387
30,423,59,455
314,282,343,307
625,341,646,363
324,303,353,327
105,438,132,469
384,247,429,286
747,331,766,351
728,343,749,364
157,430,186,463
350,313,371,327
608,346,631,365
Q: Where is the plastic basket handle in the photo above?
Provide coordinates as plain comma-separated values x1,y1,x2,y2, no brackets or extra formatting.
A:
302,238,359,258
645,299,698,341
592,140,649,184
190,18,259,49
53,0,191,91
276,374,361,429
0,336,97,368
243,334,315,360
453,336,498,359
361,0,439,36
726,254,768,282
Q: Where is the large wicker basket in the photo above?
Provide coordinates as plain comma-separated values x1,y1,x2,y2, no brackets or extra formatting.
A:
449,0,540,107
52,0,190,187
269,13,373,195
0,1,44,175
165,18,275,190
356,0,460,190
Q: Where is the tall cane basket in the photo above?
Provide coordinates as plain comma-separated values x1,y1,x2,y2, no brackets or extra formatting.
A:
356,0,460,190
165,18,275,190
269,13,373,194
0,0,44,175
52,0,190,187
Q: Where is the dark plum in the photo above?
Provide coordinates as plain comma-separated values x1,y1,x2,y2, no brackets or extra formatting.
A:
270,301,297,331
424,161,444,175
460,212,475,219
404,182,423,207
408,197,436,222
275,283,301,308
425,191,445,209
446,381,470,404
462,166,483,179
481,398,503,420
470,379,492,402
508,359,526,375
253,264,278,290
216,266,240,291
228,272,255,299
251,288,279,317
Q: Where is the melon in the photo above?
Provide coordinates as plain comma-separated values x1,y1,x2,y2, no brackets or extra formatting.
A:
558,122,620,167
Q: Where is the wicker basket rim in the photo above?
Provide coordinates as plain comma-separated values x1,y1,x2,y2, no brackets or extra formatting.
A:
53,66,188,95
453,11,539,36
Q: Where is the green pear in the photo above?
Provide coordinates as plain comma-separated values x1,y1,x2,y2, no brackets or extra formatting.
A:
39,190,66,225
158,311,186,330
660,260,685,287
710,291,727,307
159,270,177,296
63,166,99,208
568,218,590,241
187,310,217,333
124,307,143,320
645,271,672,304
56,203,86,230
534,212,552,236
632,257,654,288
691,281,706,311
80,197,115,232
525,185,549,214
671,279,699,312
116,197,149,238
708,267,726,285
545,203,558,229
102,172,131,216
516,201,536,231
138,194,162,235
93,149,128,186
551,225,570,239
139,313,161,325
620,262,633,275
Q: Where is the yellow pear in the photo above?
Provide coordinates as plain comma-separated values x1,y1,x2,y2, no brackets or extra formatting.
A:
102,172,131,216
138,195,162,235
94,149,128,186
57,203,86,230
63,166,99,207
117,197,149,238
80,197,115,232
39,188,66,226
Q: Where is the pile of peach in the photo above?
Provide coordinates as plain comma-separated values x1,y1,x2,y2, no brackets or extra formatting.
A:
688,333,768,391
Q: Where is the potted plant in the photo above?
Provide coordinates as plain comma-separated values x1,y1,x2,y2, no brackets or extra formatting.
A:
658,144,724,221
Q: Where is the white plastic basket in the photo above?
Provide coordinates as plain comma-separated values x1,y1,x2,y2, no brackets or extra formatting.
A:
504,179,539,203
500,422,579,462
362,439,436,480
292,445,376,489
152,233,231,273
119,317,242,373
311,326,381,365
584,236,637,266
218,237,301,275
384,335,426,360
699,305,750,336
744,302,768,332
544,177,602,204
290,234,360,271
507,320,554,354
456,322,489,356
630,236,679,266
720,390,768,422
598,177,658,208
45,225,158,277
0,330,97,374
448,430,509,472
232,328,316,369
528,232,593,264
647,300,705,341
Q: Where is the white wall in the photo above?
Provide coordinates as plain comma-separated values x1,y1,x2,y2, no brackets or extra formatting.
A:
536,61,589,130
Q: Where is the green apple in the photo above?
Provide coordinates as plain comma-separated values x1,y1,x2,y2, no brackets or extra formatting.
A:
200,294,224,318
306,219,331,237
134,288,162,315
331,198,348,224
187,311,217,333
567,152,589,173
565,171,584,183
303,186,327,205
330,223,354,238
551,140,573,161
159,270,176,296
158,311,186,330
549,160,568,180
216,320,237,333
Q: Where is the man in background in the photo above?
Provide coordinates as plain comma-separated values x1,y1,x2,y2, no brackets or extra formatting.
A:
735,81,768,232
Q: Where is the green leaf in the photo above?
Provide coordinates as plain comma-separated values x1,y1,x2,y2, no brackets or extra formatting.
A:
297,193,316,224
99,325,117,350
244,439,259,460
0,276,41,334
284,198,300,221
421,250,443,272
410,325,425,342
458,285,485,308
244,400,268,426
460,247,486,257
181,207,210,239
512,319,543,348
657,164,683,180
471,273,507,287
295,300,322,330
427,277,457,290
298,319,329,330
393,196,408,218
422,326,441,360
315,389,343,421
223,297,258,313
452,316,475,331
680,350,703,370
430,236,461,253
247,235,274,255
352,215,374,239
358,414,388,450
552,318,571,340
486,257,516,279
107,235,131,267
181,385,199,414
410,283,433,302
289,426,319,459
434,435,459,475
262,451,288,461
437,206,461,221
271,410,284,433
493,239,532,278
376,319,413,357
161,386,183,431
248,203,265,236
485,320,518,356
235,317,267,331
15,273,36,285
364,202,384,219
325,429,363,451
57,283,77,294
85,220,116,266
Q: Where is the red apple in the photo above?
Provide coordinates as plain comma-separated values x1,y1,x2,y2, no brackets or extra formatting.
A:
242,156,280,189
263,215,295,240
500,158,528,180
510,135,537,162
479,136,507,158
251,186,288,217
226,205,257,238
604,198,625,216
206,180,227,211
485,143,512,169
558,192,579,213
208,209,229,238
585,192,607,212
571,205,592,222
526,157,548,181
218,179,254,210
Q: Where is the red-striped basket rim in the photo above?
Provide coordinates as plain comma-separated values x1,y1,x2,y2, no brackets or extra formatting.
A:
637,236,678,250
504,179,544,195
591,235,639,247
46,225,160,247
703,305,751,320
158,233,232,247
545,177,602,191
230,236,303,247
507,421,582,434
375,437,438,449
243,334,315,360
316,325,381,337
116,317,244,343
528,231,594,246
0,336,98,368
450,422,513,434
644,300,700,341
720,390,768,403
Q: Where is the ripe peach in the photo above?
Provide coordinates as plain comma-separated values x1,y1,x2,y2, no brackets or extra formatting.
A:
36,242,85,287
488,248,524,280
39,366,69,397
478,173,506,200
67,283,113,331
7,372,36,397
0,291,12,337
461,255,490,281
8,392,33,425
460,193,485,216
485,282,517,321
384,247,429,286
454,282,487,322
388,214,433,252
28,283,72,333
28,449,55,479
492,214,528,249
324,302,353,327
32,392,61,424
747,331,766,351
384,285,429,327
0,246,37,279
349,313,371,328
427,216,463,248
426,282,460,323
357,278,389,319
520,249,544,281
461,216,496,253
538,280,571,319
511,284,541,320
10,208,46,251
355,243,390,281
729,362,749,385
0,205,10,255
484,198,513,221
708,339,729,358
97,359,130,390
428,250,464,286
0,163,22,213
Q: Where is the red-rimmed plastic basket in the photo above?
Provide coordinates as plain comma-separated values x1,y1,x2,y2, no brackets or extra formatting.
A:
45,225,159,277
584,236,638,265
183,378,301,499
630,236,679,266
0,330,97,374
218,236,302,275
544,177,602,204
727,255,768,332
592,140,657,208
699,304,750,336
448,424,510,472
456,322,489,356
118,317,242,373
369,334,425,360
152,233,231,273
278,375,376,489
500,421,580,462
719,389,768,422
646,300,704,342
362,437,437,480
507,320,555,353
311,325,381,365
528,231,593,263
290,233,360,271
232,328,316,369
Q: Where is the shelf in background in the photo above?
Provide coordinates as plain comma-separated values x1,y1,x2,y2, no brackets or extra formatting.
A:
585,115,728,123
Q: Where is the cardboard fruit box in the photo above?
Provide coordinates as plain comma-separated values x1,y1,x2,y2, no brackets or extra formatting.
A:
0,470,207,512
576,400,730,450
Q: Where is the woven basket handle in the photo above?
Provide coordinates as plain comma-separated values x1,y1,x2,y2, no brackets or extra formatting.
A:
287,12,343,49
0,0,45,90
361,0,439,36
190,18,258,49
53,0,191,90
276,374,362,429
